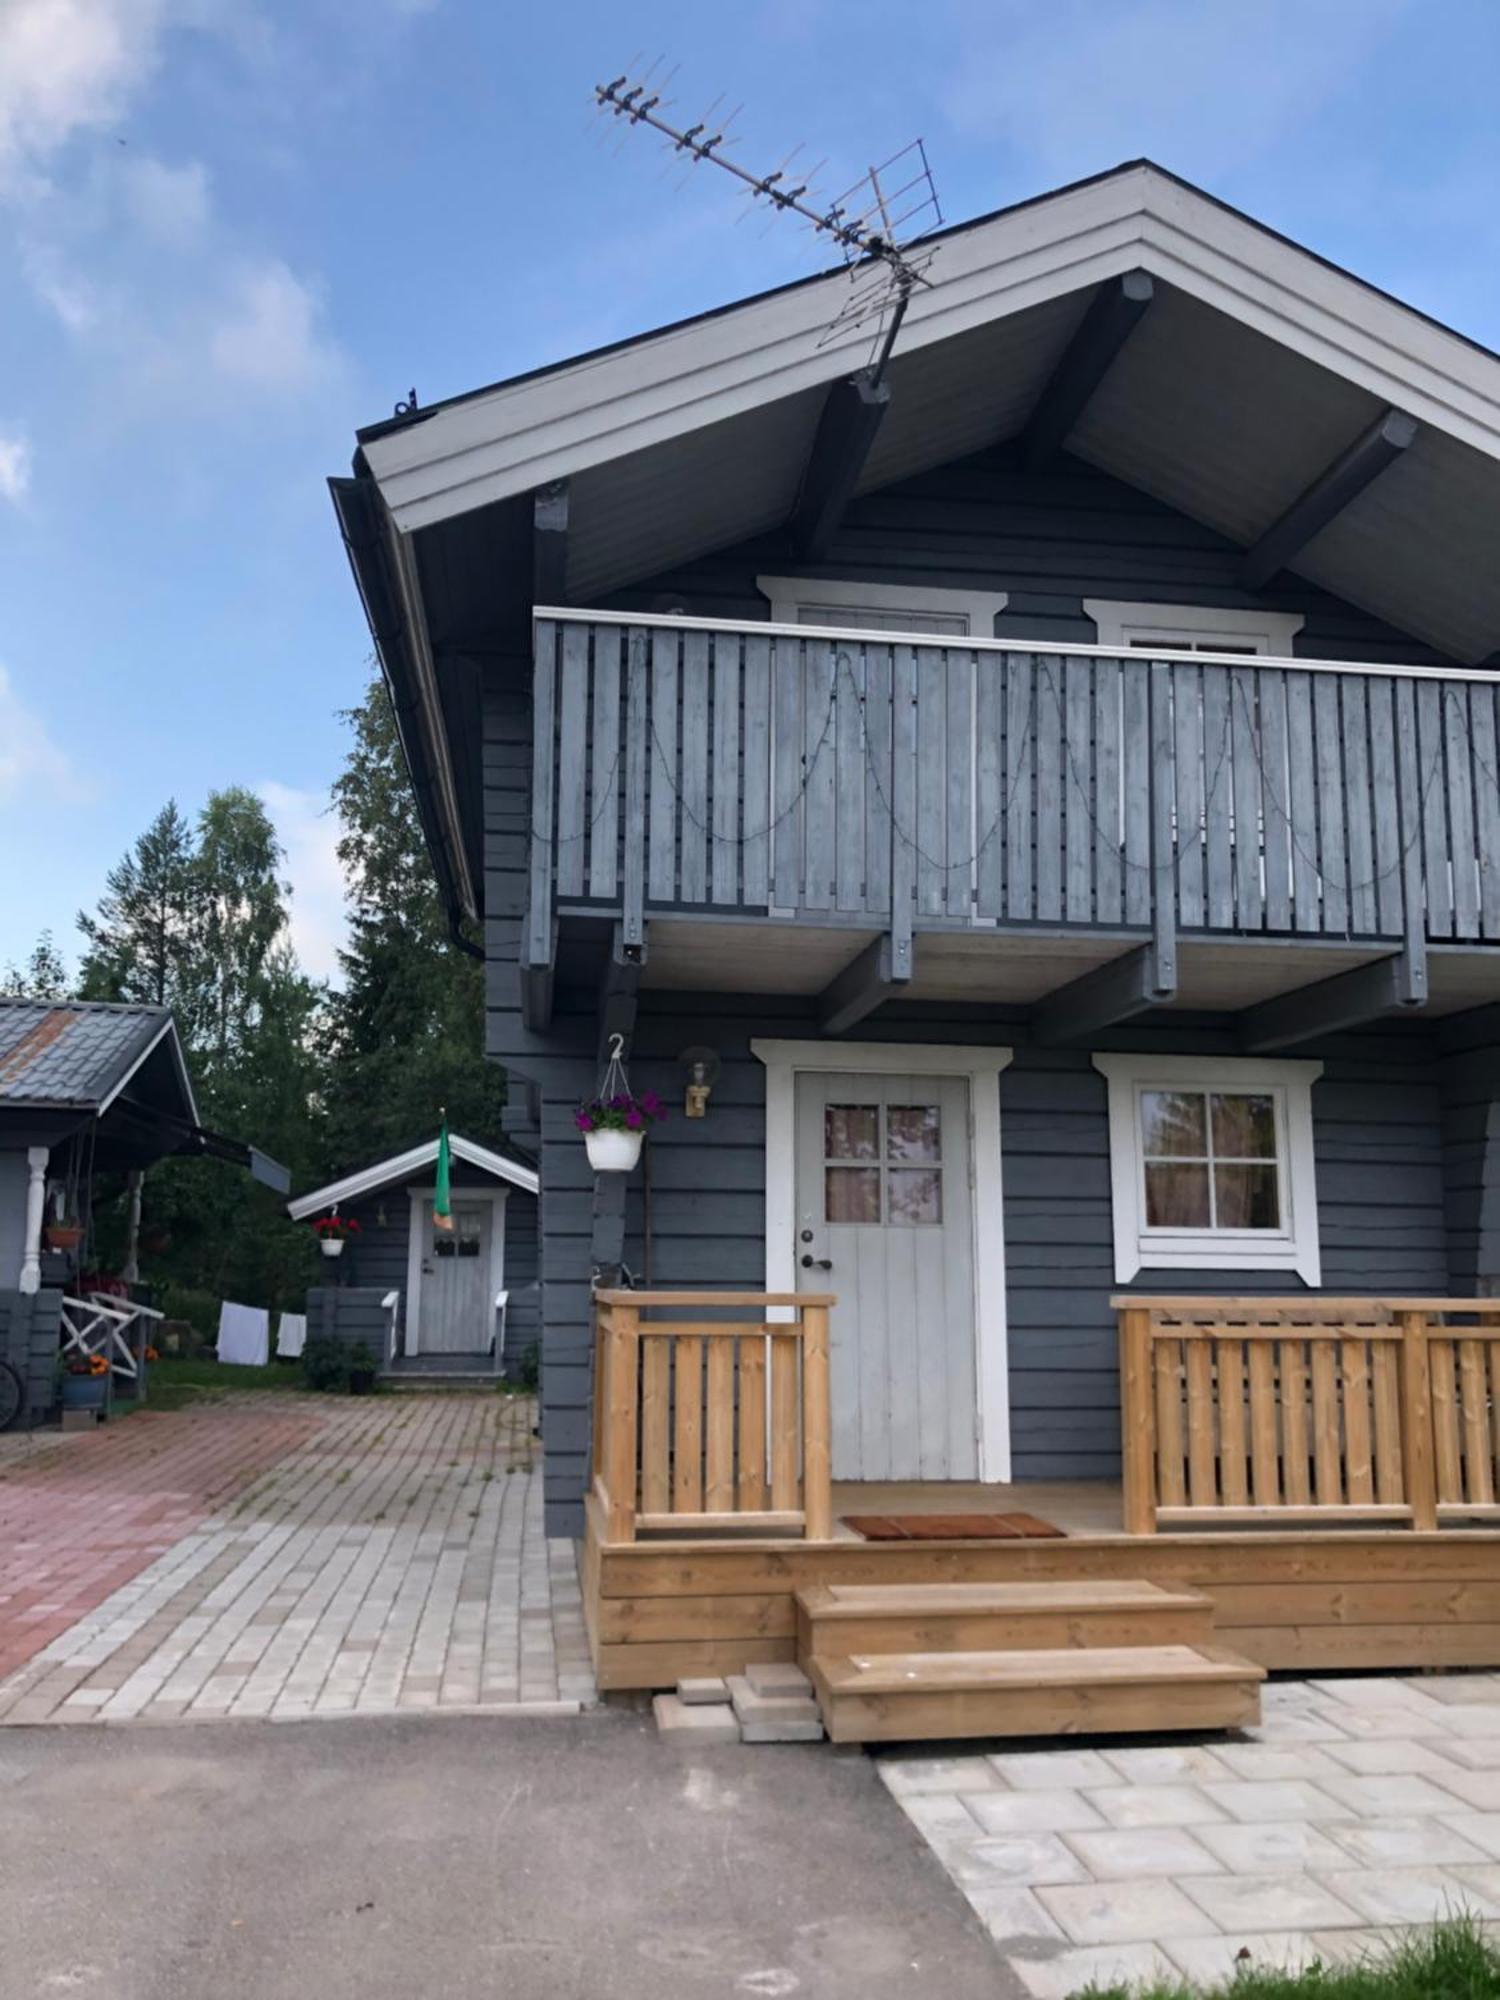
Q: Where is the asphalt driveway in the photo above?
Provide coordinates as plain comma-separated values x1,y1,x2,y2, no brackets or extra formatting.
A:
0,1707,1020,2000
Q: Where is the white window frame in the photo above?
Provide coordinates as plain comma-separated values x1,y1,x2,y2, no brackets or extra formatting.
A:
1083,600,1305,658
757,575,1009,639
1093,1053,1322,1286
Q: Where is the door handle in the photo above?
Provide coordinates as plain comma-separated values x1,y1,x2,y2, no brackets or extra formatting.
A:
800,1255,832,1271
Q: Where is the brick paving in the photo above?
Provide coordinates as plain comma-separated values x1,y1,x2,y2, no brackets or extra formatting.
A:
0,1391,594,1724
880,1672,1500,1995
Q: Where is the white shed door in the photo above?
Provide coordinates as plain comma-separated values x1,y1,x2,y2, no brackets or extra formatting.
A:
416,1199,492,1353
793,1071,978,1481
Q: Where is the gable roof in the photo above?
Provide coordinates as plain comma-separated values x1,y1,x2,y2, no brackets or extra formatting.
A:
0,1001,198,1119
286,1133,539,1220
354,159,1500,667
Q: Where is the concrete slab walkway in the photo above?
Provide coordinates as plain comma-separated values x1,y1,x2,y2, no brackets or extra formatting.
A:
880,1671,1500,1996
0,1391,594,1724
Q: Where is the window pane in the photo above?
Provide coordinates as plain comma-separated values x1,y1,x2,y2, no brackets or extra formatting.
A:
826,1167,880,1224
1141,1090,1207,1158
887,1104,941,1162
825,1105,878,1161
888,1168,942,1225
1144,1162,1211,1227
1212,1093,1277,1159
1214,1163,1281,1229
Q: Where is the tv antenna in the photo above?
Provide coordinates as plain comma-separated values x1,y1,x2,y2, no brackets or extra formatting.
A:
594,70,943,384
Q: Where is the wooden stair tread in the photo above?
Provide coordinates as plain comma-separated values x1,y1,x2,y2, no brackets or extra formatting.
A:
797,1580,1209,1619
814,1643,1265,1694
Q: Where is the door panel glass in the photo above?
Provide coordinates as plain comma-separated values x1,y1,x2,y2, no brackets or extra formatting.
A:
825,1105,879,1161
826,1167,881,1224
888,1168,943,1225
887,1104,941,1162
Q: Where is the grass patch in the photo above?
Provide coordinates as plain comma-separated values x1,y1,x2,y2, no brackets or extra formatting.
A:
135,1357,307,1412
1082,1915,1500,1999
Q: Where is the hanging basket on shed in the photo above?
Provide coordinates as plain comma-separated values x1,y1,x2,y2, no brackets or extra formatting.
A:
574,1034,666,1173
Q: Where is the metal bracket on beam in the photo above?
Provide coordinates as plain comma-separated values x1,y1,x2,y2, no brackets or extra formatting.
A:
790,371,891,562
1239,410,1418,590
1021,270,1154,469
1031,942,1177,1048
819,932,914,1037
1237,949,1427,1054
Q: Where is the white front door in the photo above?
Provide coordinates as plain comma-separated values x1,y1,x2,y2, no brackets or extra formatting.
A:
415,1198,493,1354
793,1070,979,1481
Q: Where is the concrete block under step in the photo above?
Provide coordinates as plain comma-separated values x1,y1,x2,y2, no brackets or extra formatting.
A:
652,1694,741,1744
740,1711,826,1744
677,1676,730,1706
744,1661,814,1700
728,1675,825,1741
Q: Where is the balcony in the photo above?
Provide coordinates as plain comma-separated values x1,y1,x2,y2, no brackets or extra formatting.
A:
527,610,1500,1030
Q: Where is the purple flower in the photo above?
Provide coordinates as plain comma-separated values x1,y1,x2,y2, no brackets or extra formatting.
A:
639,1090,662,1118
574,1111,595,1133
624,1107,644,1130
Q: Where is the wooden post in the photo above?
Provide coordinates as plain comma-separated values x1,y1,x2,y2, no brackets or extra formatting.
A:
602,1301,640,1542
1119,1305,1158,1534
17,1146,47,1296
801,1302,833,1542
1397,1308,1438,1532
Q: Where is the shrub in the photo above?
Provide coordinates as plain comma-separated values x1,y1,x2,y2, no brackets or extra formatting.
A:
301,1333,352,1393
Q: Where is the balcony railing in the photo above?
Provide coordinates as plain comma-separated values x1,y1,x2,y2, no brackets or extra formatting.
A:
529,611,1500,964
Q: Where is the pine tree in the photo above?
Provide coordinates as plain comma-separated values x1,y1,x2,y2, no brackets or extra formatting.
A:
1,931,70,1000
77,801,198,1013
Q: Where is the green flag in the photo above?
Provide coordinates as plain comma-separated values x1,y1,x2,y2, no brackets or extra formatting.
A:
434,1116,453,1232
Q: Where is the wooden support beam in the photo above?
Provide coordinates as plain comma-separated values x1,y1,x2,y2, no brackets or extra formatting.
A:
1021,270,1154,469
1031,942,1176,1048
519,917,557,1034
532,479,570,605
1238,950,1427,1053
818,932,914,1036
1239,410,1418,589
789,372,890,561
592,926,643,1282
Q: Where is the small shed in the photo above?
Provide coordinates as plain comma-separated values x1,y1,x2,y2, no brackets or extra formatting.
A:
289,1133,539,1380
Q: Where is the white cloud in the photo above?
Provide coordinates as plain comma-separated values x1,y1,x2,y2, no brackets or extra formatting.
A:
0,433,32,505
260,780,347,984
122,154,210,244
0,0,166,197
209,260,338,393
0,663,84,800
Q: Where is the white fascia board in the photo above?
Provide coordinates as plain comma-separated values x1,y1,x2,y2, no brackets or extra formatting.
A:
287,1133,538,1219
95,1016,201,1128
364,164,1500,539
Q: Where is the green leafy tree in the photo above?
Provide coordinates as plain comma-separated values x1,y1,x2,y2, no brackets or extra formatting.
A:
77,801,198,1012
1,931,70,1000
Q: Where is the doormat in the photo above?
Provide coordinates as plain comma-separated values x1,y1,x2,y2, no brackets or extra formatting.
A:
842,1512,1066,1541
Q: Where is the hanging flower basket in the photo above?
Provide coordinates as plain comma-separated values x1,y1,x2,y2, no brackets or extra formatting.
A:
312,1215,360,1258
584,1126,645,1173
44,1224,84,1253
574,1043,667,1174
321,1237,346,1259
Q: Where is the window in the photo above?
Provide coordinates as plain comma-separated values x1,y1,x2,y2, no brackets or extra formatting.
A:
758,576,1009,639
1093,1054,1322,1284
1083,601,1305,658
823,1100,944,1227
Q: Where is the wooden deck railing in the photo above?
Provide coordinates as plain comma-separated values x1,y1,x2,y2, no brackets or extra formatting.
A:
591,1290,833,1544
1118,1297,1500,1533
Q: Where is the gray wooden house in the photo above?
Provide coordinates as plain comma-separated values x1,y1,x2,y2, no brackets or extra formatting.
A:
291,1133,539,1380
329,150,1500,1626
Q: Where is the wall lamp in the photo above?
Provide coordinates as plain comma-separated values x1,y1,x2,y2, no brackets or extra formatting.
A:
677,1046,722,1119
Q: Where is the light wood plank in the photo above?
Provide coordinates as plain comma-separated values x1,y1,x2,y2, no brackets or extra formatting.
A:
639,1335,671,1517
673,1336,704,1515
1154,1338,1186,1509
704,1338,735,1511
1280,1340,1311,1507
737,1335,769,1514
1217,1339,1248,1507
1247,1340,1280,1507
770,1333,801,1513
1310,1341,1342,1507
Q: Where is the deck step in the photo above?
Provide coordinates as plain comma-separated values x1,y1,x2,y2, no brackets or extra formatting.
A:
806,1641,1265,1744
796,1579,1215,1657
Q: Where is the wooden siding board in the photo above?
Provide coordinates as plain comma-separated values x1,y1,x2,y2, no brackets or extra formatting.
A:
1342,675,1376,937
679,628,711,904
1034,653,1063,922
1445,683,1481,940
946,650,974,920
1418,678,1452,939
1471,683,1500,939
803,639,837,912
1231,665,1263,931
648,627,680,903
1368,676,1403,939
1064,656,1092,924
1093,658,1123,926
1201,666,1234,930
836,638,867,913
1006,656,1035,921
1173,661,1204,930
711,629,742,906
772,635,804,910
1286,672,1321,934
1122,660,1151,927
741,634,773,909
556,620,590,901
1259,669,1293,933
864,642,894,918
588,623,621,901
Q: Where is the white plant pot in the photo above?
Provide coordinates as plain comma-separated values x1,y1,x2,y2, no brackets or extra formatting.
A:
321,1237,346,1259
585,1127,644,1173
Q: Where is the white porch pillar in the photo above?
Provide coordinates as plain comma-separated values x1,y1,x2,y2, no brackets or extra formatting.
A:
121,1169,144,1285
18,1146,48,1296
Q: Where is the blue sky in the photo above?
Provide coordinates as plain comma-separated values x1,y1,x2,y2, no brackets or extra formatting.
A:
2,0,1497,982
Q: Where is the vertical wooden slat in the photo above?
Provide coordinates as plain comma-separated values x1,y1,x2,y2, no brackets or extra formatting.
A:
801,1304,833,1541
1217,1338,1248,1507
1367,677,1403,937
803,639,838,912
672,1334,703,1514
1310,1340,1342,1505
1445,685,1480,939
975,652,1005,918
587,624,622,901
1472,684,1500,939
1006,655,1034,921
648,627,680,903
528,620,559,967
1185,1339,1216,1506
771,634,803,908
1430,1335,1461,1506
1280,1339,1311,1505
1312,674,1347,934
1034,654,1063,921
1370,1341,1404,1506
638,1333,670,1516
1418,679,1452,938
1247,1339,1280,1505
621,627,648,944
737,1334,768,1513
1173,662,1204,929
1286,672,1320,932
863,643,893,918
891,645,918,963
1394,675,1429,974
741,635,772,908
1459,1337,1494,1505
835,638,866,912
1232,665,1264,930
555,619,590,899
1398,1310,1438,1531
1154,1338,1186,1508
769,1333,801,1512
1202,666,1234,929
1122,661,1152,927
678,629,711,904
1119,1307,1157,1534
1490,1340,1500,1502
602,1304,639,1542
711,633,741,906
1342,677,1376,936
589,1298,608,1500
916,644,947,917
945,649,973,919
1259,670,1293,932
1341,1339,1374,1505
1065,656,1093,924
1093,657,1123,925
704,1337,735,1511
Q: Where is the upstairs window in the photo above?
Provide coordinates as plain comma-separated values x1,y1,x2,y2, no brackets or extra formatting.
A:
1083,601,1305,658
758,576,1009,639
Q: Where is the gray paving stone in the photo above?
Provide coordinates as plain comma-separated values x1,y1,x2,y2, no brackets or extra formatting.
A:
652,1694,741,1744
676,1676,729,1705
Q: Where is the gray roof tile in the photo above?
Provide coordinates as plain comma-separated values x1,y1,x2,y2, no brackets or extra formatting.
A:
0,1001,170,1108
